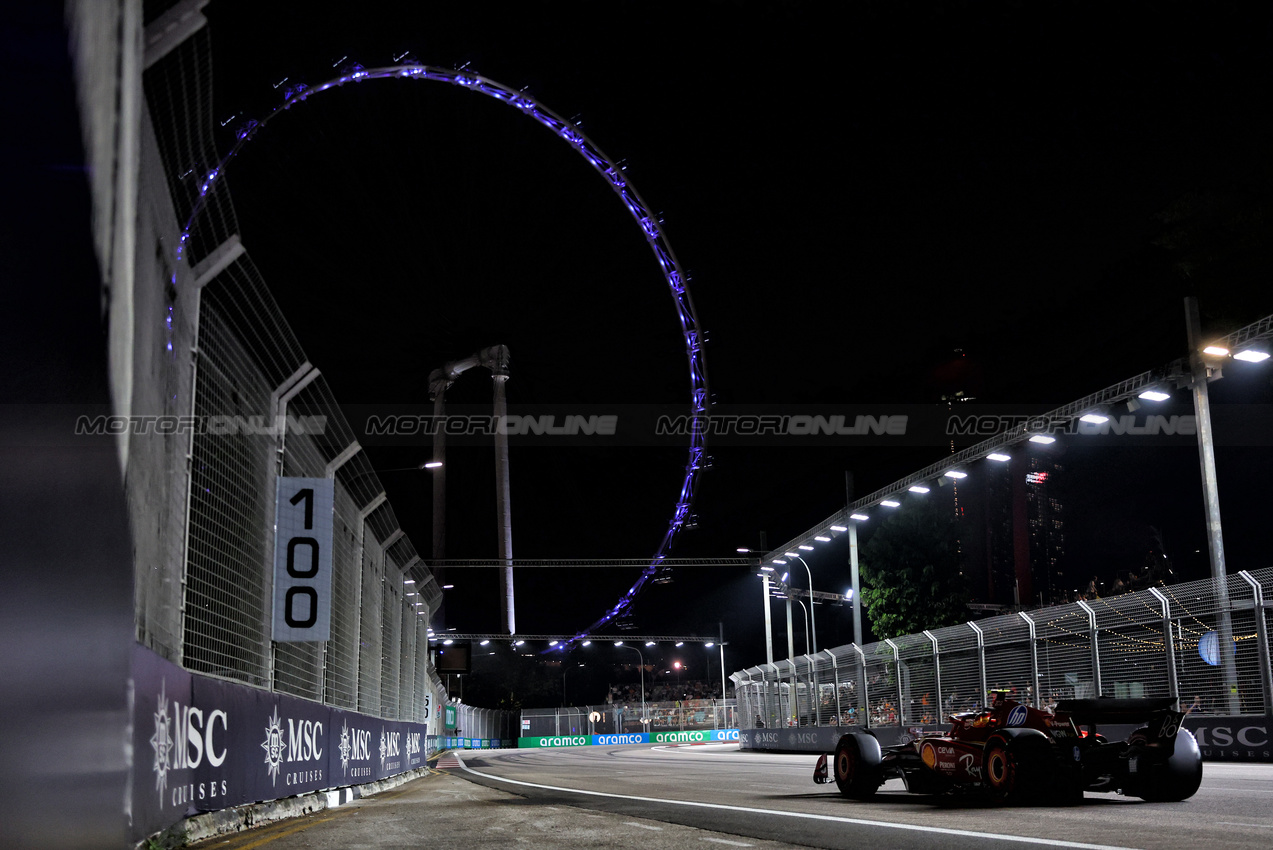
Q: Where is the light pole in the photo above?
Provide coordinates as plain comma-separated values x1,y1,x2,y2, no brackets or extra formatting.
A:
788,553,818,656
614,641,646,726
794,598,811,656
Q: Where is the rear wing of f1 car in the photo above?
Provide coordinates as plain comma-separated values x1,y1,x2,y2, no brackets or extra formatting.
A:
1055,697,1184,745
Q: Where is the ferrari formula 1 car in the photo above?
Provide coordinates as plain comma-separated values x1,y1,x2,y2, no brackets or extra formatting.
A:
813,691,1202,804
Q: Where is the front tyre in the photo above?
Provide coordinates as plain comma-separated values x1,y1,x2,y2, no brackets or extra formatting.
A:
834,735,881,800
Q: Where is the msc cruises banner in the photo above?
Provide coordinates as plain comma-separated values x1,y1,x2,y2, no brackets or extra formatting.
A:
129,644,430,842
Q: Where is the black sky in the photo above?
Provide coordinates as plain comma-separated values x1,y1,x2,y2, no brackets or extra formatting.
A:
191,1,1273,672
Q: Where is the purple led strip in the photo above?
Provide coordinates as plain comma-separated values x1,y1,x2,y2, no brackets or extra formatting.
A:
176,63,710,647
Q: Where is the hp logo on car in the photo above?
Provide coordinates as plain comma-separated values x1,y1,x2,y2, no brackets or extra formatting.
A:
1007,705,1029,727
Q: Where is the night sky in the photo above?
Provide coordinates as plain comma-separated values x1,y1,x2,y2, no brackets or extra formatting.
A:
183,1,1273,678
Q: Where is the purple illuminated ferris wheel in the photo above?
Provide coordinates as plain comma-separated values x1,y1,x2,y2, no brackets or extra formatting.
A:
178,62,710,643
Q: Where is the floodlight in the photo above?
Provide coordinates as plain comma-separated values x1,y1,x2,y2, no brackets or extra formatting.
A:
1235,349,1270,363
1028,435,1056,444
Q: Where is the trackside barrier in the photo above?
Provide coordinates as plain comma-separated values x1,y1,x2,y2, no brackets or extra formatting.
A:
731,568,1273,762
518,729,741,748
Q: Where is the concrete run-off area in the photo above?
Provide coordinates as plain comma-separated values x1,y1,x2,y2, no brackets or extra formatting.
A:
188,768,795,850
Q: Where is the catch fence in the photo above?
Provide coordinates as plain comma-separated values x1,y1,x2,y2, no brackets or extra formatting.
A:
521,699,739,737
732,570,1273,729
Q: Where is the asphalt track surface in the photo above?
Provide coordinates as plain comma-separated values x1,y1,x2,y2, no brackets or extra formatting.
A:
190,744,1273,850
456,743,1273,850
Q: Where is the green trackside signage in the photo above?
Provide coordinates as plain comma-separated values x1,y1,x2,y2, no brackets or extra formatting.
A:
517,729,740,748
444,705,457,730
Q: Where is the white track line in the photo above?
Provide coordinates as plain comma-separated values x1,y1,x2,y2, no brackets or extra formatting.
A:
459,763,1140,850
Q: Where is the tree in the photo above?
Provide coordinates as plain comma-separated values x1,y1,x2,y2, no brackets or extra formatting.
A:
858,493,970,640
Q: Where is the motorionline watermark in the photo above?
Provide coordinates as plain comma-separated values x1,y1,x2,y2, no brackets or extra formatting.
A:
654,413,909,436
364,414,618,437
74,415,328,436
946,413,1198,437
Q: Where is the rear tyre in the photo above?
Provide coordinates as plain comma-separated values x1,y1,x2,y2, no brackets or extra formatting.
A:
834,735,881,800
1136,728,1203,803
984,738,1049,804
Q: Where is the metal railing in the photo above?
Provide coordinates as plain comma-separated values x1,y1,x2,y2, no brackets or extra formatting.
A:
520,699,739,737
732,569,1273,729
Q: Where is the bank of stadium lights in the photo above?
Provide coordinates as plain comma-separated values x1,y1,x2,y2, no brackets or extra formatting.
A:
1204,343,1269,362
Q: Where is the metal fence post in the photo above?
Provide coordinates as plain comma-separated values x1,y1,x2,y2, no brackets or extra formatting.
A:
853,644,868,728
1148,587,1179,704
884,639,902,725
924,630,941,723
1076,599,1101,698
825,649,840,720
968,621,988,706
1019,612,1039,706
1239,571,1273,715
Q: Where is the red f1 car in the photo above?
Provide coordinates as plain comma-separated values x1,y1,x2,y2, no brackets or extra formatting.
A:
814,691,1202,804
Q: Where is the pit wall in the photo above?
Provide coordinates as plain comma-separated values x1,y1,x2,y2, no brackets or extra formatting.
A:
518,729,741,748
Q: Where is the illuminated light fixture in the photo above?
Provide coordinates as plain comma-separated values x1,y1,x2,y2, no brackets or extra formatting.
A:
645,641,656,647
850,513,869,521
1235,349,1270,363
705,641,715,648
830,525,847,532
784,552,800,558
781,572,789,582
814,536,831,542
1138,388,1171,402
761,565,775,572
987,453,1010,462
845,589,854,599
406,592,417,596
736,547,753,553
403,579,415,584
614,640,624,646
944,470,967,479
480,639,490,646
549,640,558,646
582,640,591,646
1203,345,1230,356
675,641,684,647
772,560,787,566
1028,435,1056,444
421,461,443,469
1079,413,1109,424
799,545,815,551
416,610,426,615
909,485,930,493
443,639,454,645
774,593,788,599
880,500,901,507
514,640,525,646
442,584,455,589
